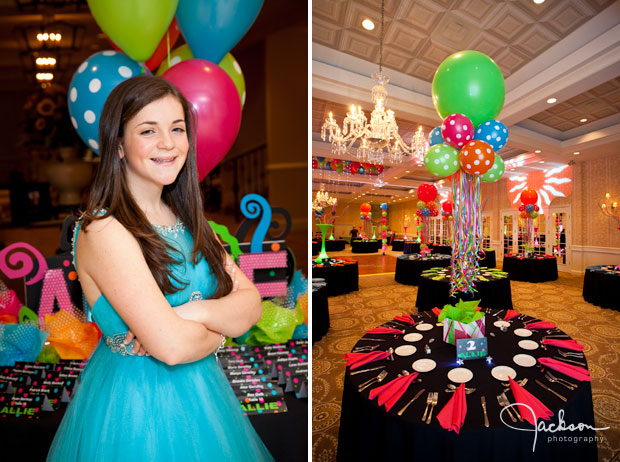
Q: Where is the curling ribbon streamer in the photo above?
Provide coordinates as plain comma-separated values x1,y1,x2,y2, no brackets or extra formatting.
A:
450,171,483,295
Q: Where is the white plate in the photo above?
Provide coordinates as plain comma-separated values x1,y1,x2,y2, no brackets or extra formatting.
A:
394,345,417,356
416,323,434,331
403,332,423,342
494,320,510,328
513,354,537,367
412,358,436,373
447,367,473,383
518,340,539,350
491,365,517,381
514,328,533,338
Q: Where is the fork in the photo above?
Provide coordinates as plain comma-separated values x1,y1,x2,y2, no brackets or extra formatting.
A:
497,394,516,423
421,392,433,421
358,370,388,391
501,392,522,422
545,371,576,390
557,350,584,358
426,392,438,424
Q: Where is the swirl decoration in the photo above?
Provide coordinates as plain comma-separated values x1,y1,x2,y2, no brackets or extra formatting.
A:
0,242,48,286
240,194,271,253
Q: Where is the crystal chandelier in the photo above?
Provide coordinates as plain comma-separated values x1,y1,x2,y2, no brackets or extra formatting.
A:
313,184,337,212
321,0,427,165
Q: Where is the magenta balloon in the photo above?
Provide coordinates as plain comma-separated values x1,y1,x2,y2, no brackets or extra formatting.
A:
162,59,241,180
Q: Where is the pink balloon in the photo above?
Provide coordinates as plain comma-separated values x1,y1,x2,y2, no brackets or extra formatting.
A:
441,113,474,149
163,59,241,180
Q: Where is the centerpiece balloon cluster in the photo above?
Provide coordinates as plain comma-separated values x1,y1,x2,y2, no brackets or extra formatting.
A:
380,203,388,254
359,202,372,238
518,187,539,249
69,0,263,180
424,51,508,295
415,183,439,244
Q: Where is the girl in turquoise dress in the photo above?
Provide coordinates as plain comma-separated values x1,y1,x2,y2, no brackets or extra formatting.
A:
47,76,273,461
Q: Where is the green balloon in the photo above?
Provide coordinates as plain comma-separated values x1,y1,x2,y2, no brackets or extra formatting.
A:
88,0,178,62
480,154,505,183
382,211,387,217
156,44,194,76
381,225,387,231
423,143,460,177
416,201,426,209
432,51,505,128
218,53,246,108
530,211,539,219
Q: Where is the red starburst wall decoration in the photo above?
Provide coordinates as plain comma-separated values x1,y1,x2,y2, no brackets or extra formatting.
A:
507,165,572,216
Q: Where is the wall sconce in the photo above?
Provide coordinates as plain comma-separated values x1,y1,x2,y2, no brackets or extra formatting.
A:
599,193,620,230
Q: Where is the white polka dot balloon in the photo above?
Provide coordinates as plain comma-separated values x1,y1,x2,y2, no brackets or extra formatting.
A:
440,113,474,149
68,51,143,154
458,140,495,175
480,153,505,183
474,119,508,152
423,143,460,177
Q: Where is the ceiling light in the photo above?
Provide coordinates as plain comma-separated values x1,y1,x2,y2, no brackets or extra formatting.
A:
573,151,580,155
546,97,557,104
405,170,410,173
408,189,414,193
540,161,545,164
580,118,587,123
533,0,545,4
36,72,53,81
534,150,541,153
394,176,398,179
362,18,375,30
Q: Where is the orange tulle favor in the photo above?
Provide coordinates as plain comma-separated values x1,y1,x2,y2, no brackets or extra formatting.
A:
44,309,102,359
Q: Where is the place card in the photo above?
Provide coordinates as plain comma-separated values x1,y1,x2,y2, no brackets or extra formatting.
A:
456,337,489,361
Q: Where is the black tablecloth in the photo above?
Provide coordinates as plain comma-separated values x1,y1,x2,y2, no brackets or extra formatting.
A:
313,284,330,341
404,242,421,254
312,241,319,256
416,269,513,311
583,265,620,310
395,255,451,285
312,260,359,296
0,384,307,462
479,250,496,269
337,310,597,461
502,256,558,283
325,239,346,252
431,244,452,255
351,240,381,253
392,239,405,251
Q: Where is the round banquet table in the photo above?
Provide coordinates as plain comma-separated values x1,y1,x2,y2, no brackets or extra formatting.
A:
312,259,359,297
479,250,496,269
351,240,381,253
582,265,620,311
416,268,513,311
325,239,346,252
502,255,558,283
312,241,319,256
337,309,597,462
312,283,330,342
391,239,405,251
431,244,452,255
403,242,421,254
394,254,451,286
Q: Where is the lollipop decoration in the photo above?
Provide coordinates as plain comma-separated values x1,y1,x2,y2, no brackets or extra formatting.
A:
0,243,48,286
380,203,388,255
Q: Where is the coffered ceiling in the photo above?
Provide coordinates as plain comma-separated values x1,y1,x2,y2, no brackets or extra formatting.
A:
312,0,620,204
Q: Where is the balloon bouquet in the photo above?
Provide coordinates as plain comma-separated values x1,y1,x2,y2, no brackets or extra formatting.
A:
518,187,539,253
70,0,263,181
415,183,439,244
380,203,388,255
441,201,454,243
425,51,507,295
359,202,372,239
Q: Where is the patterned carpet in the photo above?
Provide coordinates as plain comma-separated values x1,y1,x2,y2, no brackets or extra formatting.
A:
312,264,620,462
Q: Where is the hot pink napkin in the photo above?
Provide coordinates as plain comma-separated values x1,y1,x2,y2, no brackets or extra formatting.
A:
432,307,442,316
538,357,591,381
541,339,585,351
525,321,556,329
343,350,390,370
504,309,520,321
368,373,419,411
436,383,467,434
366,327,402,335
509,377,553,426
394,313,415,325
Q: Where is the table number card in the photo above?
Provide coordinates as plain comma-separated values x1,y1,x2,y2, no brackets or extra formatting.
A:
456,337,488,361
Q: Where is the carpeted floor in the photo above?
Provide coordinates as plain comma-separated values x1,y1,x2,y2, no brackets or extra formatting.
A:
312,262,620,461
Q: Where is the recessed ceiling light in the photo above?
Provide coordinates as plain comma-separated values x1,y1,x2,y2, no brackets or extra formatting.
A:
546,97,557,104
540,161,545,164
573,151,580,155
394,176,398,179
362,18,375,30
580,118,588,123
533,0,545,4
405,170,410,173
534,149,541,153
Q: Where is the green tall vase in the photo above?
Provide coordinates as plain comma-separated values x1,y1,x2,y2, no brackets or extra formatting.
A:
315,223,333,263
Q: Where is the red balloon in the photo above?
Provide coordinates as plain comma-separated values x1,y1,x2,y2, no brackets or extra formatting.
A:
146,18,181,71
163,59,242,181
441,113,474,149
417,183,437,202
312,158,318,169
520,187,538,205
350,161,360,175
459,140,494,175
519,205,525,211
360,202,371,213
442,201,453,213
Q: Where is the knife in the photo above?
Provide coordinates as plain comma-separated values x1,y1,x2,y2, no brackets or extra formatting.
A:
350,365,384,375
397,388,426,416
481,396,490,427
552,356,586,367
534,379,567,401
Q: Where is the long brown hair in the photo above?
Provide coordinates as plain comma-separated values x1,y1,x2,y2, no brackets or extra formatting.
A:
80,76,232,298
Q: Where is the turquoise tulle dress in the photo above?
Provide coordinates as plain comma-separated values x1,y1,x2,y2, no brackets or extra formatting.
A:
47,220,273,461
